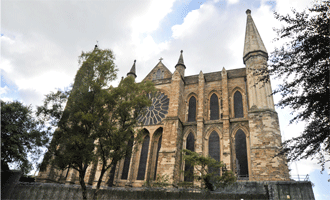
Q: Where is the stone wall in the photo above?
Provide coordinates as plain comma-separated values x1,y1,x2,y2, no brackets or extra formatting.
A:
6,181,314,200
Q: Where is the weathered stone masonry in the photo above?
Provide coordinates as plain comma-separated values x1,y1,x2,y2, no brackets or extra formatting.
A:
37,9,290,187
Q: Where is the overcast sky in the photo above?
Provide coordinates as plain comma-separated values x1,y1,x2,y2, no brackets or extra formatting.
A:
1,0,328,199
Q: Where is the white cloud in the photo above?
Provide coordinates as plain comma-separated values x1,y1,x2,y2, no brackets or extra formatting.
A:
131,0,176,34
226,0,239,5
0,86,10,96
275,0,314,15
0,97,14,102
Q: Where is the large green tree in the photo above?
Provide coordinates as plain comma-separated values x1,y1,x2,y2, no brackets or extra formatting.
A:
38,46,155,200
91,76,155,200
1,100,49,174
260,1,329,167
40,47,118,199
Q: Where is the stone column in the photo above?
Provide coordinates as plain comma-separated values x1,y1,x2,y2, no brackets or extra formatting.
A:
196,71,205,154
221,68,231,170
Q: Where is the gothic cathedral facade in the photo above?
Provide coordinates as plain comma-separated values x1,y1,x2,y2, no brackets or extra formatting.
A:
37,10,290,187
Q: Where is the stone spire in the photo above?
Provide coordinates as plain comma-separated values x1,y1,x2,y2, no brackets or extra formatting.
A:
243,9,268,64
175,50,185,68
127,60,137,78
175,50,186,77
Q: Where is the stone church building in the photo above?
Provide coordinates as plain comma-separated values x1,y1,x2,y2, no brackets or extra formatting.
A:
38,10,290,187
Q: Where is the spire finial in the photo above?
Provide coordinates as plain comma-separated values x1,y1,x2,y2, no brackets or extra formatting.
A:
243,9,268,63
159,57,163,62
176,50,184,66
127,60,137,78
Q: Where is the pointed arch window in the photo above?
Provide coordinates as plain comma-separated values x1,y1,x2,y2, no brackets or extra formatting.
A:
208,131,220,176
210,94,219,120
153,135,162,180
188,96,196,122
121,135,134,180
235,129,248,179
184,132,195,182
137,135,150,180
234,91,244,118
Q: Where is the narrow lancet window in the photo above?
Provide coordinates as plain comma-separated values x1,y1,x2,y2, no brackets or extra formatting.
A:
188,96,196,122
234,91,244,118
210,94,219,120
137,135,150,180
208,131,220,176
121,135,134,180
235,129,248,179
184,132,195,182
154,136,162,180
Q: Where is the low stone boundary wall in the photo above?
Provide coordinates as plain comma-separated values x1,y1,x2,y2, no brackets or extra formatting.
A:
6,181,314,200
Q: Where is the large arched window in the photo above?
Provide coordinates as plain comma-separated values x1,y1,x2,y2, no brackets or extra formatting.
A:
153,135,162,180
209,131,220,176
188,96,196,122
234,91,244,118
137,135,150,180
184,132,195,182
235,129,248,179
210,94,219,120
121,135,134,180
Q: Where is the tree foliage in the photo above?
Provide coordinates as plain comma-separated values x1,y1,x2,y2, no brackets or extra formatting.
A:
38,46,155,199
91,76,155,199
182,149,236,191
39,47,118,199
1,100,49,174
260,1,329,167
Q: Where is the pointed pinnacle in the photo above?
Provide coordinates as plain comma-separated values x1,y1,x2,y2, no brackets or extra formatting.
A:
127,60,137,78
175,50,186,69
243,9,268,63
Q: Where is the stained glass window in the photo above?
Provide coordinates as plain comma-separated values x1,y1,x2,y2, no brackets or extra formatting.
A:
210,94,219,120
137,135,150,180
137,92,169,126
234,91,244,118
121,135,134,180
184,132,195,182
208,131,220,176
107,164,116,187
154,135,162,180
235,129,248,179
188,96,196,122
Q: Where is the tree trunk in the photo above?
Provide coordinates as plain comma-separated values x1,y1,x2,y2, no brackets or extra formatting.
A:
93,164,106,200
78,170,88,200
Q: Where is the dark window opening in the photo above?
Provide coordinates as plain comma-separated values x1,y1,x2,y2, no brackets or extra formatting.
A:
234,91,244,118
137,135,150,180
235,129,248,179
208,131,220,176
188,96,196,122
121,135,134,180
210,94,219,120
154,136,162,180
184,132,195,182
